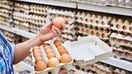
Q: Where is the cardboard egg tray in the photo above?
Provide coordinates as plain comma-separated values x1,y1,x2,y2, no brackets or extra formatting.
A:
31,35,112,74
110,33,132,47
111,23,132,34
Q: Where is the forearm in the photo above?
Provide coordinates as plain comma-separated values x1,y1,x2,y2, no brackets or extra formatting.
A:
13,34,42,64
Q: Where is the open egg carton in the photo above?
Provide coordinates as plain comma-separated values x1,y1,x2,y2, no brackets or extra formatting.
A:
31,35,112,74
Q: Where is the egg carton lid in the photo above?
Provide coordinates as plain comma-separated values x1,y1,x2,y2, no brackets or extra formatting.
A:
63,35,112,66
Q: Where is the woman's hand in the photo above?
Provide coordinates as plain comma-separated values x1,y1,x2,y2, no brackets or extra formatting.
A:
36,20,67,46
38,22,60,43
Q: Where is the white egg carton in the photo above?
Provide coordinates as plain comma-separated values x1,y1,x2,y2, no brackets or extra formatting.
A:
31,35,112,74
63,35,112,67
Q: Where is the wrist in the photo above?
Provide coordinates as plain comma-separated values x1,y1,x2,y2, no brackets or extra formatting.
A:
29,34,44,46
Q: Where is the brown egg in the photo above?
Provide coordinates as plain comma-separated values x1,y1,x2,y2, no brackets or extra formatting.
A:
53,17,65,28
96,32,100,37
60,54,72,63
48,57,59,67
122,26,126,30
34,46,40,49
129,27,132,32
44,45,52,50
35,61,47,71
57,45,65,50
91,31,95,35
45,48,54,54
58,48,69,55
54,40,62,46
34,52,42,58
43,43,50,47
124,40,129,44
35,56,44,61
33,48,41,53
47,52,56,59
116,24,120,29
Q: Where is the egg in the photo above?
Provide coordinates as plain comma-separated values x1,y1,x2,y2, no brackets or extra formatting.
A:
33,46,40,49
43,43,50,47
60,54,72,63
34,52,42,58
57,46,68,55
47,52,56,59
57,45,65,50
45,48,54,54
35,56,44,61
58,48,68,55
33,48,41,53
54,40,62,46
44,46,52,50
35,61,47,71
116,24,120,29
48,57,59,67
129,27,132,32
53,17,65,28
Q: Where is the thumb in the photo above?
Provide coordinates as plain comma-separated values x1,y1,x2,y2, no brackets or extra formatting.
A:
40,23,53,34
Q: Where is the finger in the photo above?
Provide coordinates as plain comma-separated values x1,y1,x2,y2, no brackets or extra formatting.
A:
40,23,53,34
40,31,55,42
47,22,53,28
52,26,61,34
51,28,58,36
61,23,66,30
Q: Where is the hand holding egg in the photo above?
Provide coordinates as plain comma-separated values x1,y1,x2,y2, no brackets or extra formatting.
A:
37,17,68,45
53,17,68,29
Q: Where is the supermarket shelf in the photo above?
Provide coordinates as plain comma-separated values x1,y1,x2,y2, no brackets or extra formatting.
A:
0,24,36,38
78,3,132,17
101,57,132,72
17,0,77,8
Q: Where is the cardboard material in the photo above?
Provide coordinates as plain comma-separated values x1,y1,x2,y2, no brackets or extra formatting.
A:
32,36,112,74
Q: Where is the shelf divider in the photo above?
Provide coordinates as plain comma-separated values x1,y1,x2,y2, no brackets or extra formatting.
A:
0,24,36,38
78,3,132,17
17,0,77,8
101,57,132,72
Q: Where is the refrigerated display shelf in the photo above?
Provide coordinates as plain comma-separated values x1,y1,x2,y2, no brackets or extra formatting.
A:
0,24,35,38
77,3,132,17
101,57,132,72
17,0,77,8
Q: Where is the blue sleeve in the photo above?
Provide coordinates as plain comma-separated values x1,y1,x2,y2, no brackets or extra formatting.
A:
0,32,15,63
10,43,15,63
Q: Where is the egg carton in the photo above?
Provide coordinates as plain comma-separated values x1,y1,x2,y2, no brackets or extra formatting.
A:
31,35,112,73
